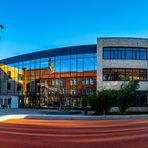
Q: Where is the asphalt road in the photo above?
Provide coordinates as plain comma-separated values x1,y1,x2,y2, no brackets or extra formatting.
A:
0,119,148,148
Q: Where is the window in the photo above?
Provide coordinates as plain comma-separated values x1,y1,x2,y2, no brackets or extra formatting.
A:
70,79,78,85
7,82,11,90
133,91,148,107
103,69,111,81
103,68,147,81
118,69,126,81
8,71,11,78
125,69,133,80
18,74,23,80
82,88,93,95
52,79,63,86
133,48,139,59
103,48,110,59
112,69,118,81
71,89,78,95
17,84,22,91
110,48,118,59
59,88,67,94
82,78,94,85
90,78,94,84
140,49,147,60
125,48,132,59
103,47,147,60
133,69,140,80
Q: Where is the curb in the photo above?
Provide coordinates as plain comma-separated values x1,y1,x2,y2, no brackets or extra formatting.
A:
0,114,148,121
26,114,148,120
0,114,28,122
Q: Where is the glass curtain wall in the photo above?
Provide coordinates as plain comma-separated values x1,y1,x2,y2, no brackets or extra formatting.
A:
0,45,97,108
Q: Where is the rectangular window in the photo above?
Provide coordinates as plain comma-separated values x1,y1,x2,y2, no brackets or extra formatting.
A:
103,68,147,81
71,89,78,95
103,69,111,81
18,74,23,80
112,69,118,81
118,48,122,59
8,71,11,78
118,69,126,80
140,51,147,60
139,70,145,81
52,79,64,85
133,48,139,59
17,84,22,91
125,48,133,59
121,50,126,59
82,79,86,85
103,48,110,59
103,47,147,60
125,69,133,80
133,69,140,80
82,78,92,85
90,78,94,84
7,82,11,90
70,79,78,85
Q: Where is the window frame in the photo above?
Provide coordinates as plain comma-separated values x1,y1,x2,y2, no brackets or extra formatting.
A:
103,47,147,60
103,68,147,81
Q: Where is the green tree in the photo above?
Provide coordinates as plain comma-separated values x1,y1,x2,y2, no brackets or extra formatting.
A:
117,80,139,113
87,89,116,115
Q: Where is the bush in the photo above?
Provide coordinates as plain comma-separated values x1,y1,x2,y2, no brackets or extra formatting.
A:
117,80,139,113
86,80,139,115
87,89,116,115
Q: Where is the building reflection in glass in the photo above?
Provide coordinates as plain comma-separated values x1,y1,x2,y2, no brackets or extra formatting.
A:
0,45,97,108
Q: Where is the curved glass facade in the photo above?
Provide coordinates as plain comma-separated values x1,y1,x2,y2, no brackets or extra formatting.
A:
0,45,97,107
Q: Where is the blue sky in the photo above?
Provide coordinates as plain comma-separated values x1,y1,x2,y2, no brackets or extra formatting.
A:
0,0,148,59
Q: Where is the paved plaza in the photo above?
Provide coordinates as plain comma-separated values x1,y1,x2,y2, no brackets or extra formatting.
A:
0,108,86,115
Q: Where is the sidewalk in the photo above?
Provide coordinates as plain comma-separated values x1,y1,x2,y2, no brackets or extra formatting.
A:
0,108,92,115
0,108,147,121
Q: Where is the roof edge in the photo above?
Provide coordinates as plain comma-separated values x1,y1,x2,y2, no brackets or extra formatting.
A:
97,37,148,40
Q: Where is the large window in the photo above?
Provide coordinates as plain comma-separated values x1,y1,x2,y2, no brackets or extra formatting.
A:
103,68,147,81
103,47,147,60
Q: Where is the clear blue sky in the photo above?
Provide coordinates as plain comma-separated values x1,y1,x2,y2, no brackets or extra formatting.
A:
0,0,148,59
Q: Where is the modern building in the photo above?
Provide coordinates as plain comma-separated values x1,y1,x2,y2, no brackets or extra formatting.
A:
0,45,96,108
97,38,148,107
0,64,23,108
0,37,147,108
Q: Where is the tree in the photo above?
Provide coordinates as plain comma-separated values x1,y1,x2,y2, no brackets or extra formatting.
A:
117,80,139,113
87,89,116,115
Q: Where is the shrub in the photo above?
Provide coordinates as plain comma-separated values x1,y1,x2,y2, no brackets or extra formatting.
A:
117,80,139,113
87,89,116,115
